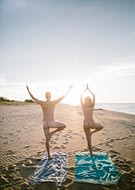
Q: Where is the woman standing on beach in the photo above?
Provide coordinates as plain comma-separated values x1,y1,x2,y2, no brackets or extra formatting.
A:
26,84,73,159
80,84,103,156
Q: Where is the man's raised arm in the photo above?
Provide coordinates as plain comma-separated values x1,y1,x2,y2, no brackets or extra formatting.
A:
26,85,42,104
54,84,73,104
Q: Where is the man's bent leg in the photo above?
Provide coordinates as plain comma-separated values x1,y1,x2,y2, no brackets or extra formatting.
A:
49,121,66,137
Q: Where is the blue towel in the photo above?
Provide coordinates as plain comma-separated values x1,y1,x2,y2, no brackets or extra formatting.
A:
30,151,68,185
75,151,120,185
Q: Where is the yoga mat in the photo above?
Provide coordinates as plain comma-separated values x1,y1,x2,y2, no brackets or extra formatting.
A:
30,151,68,185
75,151,120,185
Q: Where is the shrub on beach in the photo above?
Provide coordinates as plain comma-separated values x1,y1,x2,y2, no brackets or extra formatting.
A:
0,97,10,102
24,99,33,103
0,97,33,104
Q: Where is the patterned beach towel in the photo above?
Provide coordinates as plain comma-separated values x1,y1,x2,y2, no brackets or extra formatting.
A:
30,151,68,185
75,151,120,185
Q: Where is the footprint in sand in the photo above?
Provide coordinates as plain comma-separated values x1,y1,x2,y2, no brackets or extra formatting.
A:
81,136,85,139
109,150,120,155
73,132,78,136
23,145,31,148
16,130,21,133
3,141,8,145
61,145,66,148
6,164,18,172
120,164,131,172
67,129,73,134
108,143,113,147
63,140,68,144
38,141,45,145
22,159,36,168
53,145,62,149
64,177,74,187
6,149,16,155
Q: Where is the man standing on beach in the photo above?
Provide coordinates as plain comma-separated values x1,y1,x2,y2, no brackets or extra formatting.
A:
26,84,73,159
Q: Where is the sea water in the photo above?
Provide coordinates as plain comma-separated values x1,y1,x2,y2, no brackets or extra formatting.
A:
96,103,135,115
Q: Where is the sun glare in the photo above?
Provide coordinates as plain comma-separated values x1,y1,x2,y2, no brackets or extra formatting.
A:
36,80,85,105
29,79,107,105
49,80,96,105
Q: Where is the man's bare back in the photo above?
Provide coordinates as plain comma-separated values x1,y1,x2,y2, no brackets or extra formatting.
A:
40,101,56,121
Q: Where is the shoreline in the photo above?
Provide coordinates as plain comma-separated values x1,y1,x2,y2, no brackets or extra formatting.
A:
0,101,135,115
0,104,135,189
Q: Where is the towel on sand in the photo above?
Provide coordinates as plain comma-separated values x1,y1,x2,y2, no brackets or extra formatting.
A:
30,151,68,185
75,151,120,185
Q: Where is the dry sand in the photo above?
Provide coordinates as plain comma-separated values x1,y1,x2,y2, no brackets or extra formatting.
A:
0,103,135,190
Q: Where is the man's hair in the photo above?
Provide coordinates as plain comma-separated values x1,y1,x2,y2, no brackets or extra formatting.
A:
45,92,51,98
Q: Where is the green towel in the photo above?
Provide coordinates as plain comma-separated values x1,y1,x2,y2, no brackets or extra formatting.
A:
75,151,120,185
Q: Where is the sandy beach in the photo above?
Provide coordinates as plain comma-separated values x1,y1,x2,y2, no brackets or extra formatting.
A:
0,103,135,189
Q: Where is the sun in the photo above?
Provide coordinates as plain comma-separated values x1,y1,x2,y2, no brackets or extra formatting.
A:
42,80,82,105
55,81,88,105
30,80,99,105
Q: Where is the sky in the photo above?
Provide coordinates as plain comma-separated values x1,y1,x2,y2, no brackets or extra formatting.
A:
0,0,135,105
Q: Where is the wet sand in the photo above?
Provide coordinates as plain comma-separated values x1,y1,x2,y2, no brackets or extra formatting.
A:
0,103,135,189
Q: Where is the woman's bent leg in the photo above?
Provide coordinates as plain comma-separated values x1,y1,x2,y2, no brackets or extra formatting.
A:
91,123,103,135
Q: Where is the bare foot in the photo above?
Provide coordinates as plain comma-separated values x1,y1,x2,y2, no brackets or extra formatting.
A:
90,151,93,157
48,156,52,160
